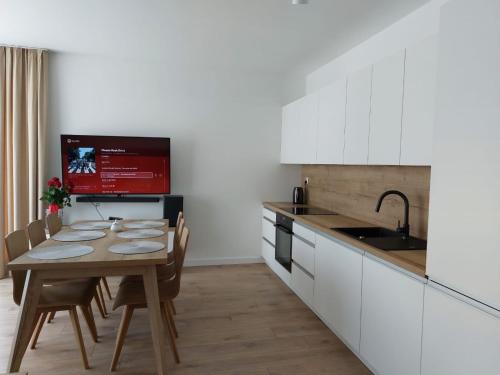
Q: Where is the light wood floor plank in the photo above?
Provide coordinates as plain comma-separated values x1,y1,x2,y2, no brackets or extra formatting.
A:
0,264,371,374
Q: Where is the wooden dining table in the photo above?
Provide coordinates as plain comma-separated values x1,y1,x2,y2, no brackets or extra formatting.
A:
6,219,171,375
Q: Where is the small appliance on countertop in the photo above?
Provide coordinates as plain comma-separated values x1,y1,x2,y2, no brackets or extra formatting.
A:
292,186,304,205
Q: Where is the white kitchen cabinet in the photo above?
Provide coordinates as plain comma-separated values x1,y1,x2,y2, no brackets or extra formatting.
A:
291,263,314,309
421,283,500,375
298,93,319,164
261,238,274,265
368,50,406,165
314,235,363,351
400,35,438,166
344,66,372,165
262,217,275,246
426,0,500,310
280,94,318,164
360,255,424,375
292,235,314,276
316,79,347,164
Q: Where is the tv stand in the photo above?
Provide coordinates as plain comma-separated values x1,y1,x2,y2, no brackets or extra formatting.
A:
75,195,161,203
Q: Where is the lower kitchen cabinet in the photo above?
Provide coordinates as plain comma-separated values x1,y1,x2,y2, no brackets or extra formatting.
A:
314,235,363,351
291,263,314,309
360,255,425,375
261,238,274,265
421,283,500,375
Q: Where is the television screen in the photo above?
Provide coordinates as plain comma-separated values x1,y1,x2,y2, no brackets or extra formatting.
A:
61,135,170,195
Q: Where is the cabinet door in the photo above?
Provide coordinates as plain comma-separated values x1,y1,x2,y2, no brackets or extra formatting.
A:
291,263,314,309
298,93,319,164
421,284,500,375
368,50,405,165
280,104,292,163
261,238,274,264
401,35,438,166
360,256,424,375
314,235,363,351
316,79,347,164
344,66,372,165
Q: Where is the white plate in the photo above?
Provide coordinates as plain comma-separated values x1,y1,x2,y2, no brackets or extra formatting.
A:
117,229,165,239
108,241,165,255
71,221,112,230
124,221,166,229
52,230,106,242
28,244,94,260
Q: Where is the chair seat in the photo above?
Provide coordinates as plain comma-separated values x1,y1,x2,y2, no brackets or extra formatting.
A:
39,279,98,308
119,263,176,286
113,278,176,310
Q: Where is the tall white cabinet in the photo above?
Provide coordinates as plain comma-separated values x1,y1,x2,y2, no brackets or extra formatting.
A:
344,66,372,165
316,79,347,164
421,283,500,375
426,0,500,310
368,50,406,165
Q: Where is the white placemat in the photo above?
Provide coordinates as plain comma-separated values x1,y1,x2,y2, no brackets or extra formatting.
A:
71,221,112,230
117,229,165,239
124,221,166,229
28,244,94,260
52,230,106,242
108,241,165,255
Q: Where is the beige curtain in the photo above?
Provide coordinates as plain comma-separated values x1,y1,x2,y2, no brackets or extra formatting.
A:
0,47,48,278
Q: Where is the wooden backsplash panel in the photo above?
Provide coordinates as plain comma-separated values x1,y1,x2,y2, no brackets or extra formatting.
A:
302,165,431,239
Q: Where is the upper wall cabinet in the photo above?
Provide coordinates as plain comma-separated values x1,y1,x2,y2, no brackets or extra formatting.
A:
280,38,439,166
344,66,372,165
400,35,439,166
280,94,318,164
368,50,406,165
316,79,347,164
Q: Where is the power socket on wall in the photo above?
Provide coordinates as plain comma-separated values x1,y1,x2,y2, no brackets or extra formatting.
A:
304,177,310,186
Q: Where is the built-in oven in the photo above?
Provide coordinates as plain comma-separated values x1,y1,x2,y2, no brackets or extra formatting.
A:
275,213,293,272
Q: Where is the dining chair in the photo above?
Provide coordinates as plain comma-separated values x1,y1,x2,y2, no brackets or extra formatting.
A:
4,229,100,369
110,226,190,371
26,220,47,248
45,213,62,237
26,219,108,322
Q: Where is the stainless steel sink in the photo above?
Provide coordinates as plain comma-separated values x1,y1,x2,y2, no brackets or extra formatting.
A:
333,227,427,251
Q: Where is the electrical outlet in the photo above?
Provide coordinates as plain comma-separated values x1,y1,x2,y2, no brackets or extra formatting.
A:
305,177,310,185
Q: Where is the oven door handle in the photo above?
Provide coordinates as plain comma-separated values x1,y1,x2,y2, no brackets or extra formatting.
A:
274,224,293,235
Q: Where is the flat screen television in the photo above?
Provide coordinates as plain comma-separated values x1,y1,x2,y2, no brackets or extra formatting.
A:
60,134,170,195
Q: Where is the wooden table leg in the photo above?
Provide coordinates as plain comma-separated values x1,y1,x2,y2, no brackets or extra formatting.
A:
8,270,43,372
142,266,168,375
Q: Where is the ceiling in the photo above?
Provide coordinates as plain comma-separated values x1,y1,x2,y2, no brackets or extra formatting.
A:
0,0,430,74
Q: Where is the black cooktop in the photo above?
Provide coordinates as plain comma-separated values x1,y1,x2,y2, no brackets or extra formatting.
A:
282,207,338,216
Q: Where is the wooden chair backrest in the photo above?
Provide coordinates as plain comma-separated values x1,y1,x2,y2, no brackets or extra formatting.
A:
172,226,189,295
27,219,46,248
46,213,62,236
4,230,30,305
173,217,185,246
176,211,183,227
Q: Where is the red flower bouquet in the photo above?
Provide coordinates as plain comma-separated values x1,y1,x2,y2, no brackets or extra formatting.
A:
40,177,73,213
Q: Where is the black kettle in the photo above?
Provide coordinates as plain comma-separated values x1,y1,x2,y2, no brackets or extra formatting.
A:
293,187,305,205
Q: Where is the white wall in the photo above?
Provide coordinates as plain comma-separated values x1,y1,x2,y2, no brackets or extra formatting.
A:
282,0,449,99
46,52,299,265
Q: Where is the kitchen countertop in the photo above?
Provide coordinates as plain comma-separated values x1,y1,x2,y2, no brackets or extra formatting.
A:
263,202,427,278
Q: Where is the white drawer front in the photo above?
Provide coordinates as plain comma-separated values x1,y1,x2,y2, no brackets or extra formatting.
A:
292,236,315,275
262,208,276,223
261,238,274,264
262,218,275,245
291,263,314,308
293,222,316,245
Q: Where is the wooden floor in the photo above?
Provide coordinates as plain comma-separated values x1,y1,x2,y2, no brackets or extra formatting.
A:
0,264,371,375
